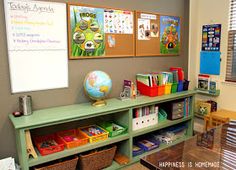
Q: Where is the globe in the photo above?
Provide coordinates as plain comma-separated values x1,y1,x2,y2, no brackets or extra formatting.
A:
84,71,112,106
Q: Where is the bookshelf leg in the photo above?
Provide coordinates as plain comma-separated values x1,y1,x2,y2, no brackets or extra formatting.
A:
16,129,29,170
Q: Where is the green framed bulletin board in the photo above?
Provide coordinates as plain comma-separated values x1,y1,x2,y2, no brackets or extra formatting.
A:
68,3,135,59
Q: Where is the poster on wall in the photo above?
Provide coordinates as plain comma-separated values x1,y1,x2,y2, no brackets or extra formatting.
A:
138,19,151,40
69,5,105,58
104,9,133,34
160,15,180,54
201,24,221,51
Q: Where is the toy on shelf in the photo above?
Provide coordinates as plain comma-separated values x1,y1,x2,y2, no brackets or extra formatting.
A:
120,80,139,101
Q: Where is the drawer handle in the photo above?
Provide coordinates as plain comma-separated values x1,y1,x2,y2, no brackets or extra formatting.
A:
178,109,182,112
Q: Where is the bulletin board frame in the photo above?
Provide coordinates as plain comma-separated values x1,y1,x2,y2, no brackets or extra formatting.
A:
68,3,135,59
135,11,181,57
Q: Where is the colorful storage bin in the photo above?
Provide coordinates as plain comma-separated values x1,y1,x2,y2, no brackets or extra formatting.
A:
33,134,65,156
56,129,89,149
164,83,172,95
171,82,178,93
136,138,160,151
158,108,167,122
137,81,158,97
78,125,109,143
98,122,127,137
157,85,165,96
183,80,190,91
177,81,183,92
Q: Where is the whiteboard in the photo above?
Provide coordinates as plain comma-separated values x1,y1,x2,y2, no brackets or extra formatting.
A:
4,0,68,93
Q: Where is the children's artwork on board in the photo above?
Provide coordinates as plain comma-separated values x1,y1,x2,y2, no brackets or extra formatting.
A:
69,5,105,58
160,15,180,54
138,19,151,40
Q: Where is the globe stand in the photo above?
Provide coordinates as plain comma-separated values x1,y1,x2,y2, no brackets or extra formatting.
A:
92,100,106,107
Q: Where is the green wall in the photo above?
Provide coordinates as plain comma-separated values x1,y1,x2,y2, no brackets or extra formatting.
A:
0,0,189,160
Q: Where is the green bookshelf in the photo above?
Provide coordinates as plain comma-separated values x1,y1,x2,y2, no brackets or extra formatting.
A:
9,91,196,170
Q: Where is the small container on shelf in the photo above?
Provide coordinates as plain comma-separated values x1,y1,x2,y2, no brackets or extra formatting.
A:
33,134,65,156
132,145,144,156
78,125,109,143
158,108,167,122
171,82,178,93
98,122,127,137
177,81,183,92
136,138,160,151
157,85,165,96
136,81,158,97
56,129,89,149
183,80,190,91
164,83,172,95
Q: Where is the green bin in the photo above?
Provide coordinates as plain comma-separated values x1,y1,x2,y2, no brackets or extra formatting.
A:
171,82,178,93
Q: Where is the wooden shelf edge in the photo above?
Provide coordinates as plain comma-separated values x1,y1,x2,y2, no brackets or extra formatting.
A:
195,89,220,96
29,133,130,167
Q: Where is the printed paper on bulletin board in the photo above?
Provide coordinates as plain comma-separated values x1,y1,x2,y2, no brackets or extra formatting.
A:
68,3,135,59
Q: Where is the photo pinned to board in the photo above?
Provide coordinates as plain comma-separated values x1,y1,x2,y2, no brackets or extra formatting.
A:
150,23,159,37
108,35,116,47
138,19,151,40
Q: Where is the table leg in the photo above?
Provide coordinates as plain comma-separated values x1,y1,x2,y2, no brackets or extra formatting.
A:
16,129,29,170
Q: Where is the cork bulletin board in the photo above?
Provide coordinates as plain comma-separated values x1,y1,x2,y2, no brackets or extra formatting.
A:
68,3,135,59
135,11,161,56
135,11,181,56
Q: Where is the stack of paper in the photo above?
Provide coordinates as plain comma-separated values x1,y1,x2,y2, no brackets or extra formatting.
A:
0,157,15,170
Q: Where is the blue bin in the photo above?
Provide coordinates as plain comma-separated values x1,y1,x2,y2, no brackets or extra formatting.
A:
177,81,183,92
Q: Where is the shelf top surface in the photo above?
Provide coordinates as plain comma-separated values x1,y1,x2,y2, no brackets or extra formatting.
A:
9,90,196,129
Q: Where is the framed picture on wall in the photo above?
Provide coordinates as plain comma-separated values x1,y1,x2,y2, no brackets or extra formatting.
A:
160,15,181,55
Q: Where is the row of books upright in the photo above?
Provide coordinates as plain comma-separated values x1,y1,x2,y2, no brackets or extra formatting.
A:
133,105,158,118
136,71,180,87
184,97,191,118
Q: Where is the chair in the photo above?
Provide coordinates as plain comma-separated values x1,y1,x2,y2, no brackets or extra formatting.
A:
204,115,230,131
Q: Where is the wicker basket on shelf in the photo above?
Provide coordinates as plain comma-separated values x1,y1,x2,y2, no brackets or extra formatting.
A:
34,156,78,170
79,146,117,170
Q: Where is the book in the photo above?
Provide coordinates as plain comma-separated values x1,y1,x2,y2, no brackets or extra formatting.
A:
198,74,210,91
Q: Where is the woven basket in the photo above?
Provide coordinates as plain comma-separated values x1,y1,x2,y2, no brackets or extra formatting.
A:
34,156,78,170
79,146,117,170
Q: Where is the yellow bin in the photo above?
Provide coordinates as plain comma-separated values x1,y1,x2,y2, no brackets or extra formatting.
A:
164,83,172,95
